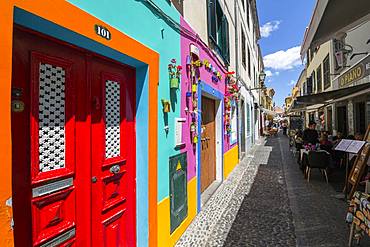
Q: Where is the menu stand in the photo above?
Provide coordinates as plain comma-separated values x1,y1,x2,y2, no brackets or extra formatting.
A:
333,139,366,201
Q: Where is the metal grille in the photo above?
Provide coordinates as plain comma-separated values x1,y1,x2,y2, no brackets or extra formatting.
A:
38,63,66,172
105,80,121,158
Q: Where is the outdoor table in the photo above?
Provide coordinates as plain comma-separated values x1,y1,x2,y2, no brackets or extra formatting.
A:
346,191,370,245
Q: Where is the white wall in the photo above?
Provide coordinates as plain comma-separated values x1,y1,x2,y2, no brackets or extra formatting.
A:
344,21,370,67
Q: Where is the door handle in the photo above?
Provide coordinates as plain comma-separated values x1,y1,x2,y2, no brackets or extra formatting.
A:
110,165,121,174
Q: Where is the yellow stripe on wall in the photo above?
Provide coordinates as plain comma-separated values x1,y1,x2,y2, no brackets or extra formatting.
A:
157,177,197,247
223,145,239,179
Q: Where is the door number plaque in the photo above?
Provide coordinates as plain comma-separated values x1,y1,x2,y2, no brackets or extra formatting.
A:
95,24,111,40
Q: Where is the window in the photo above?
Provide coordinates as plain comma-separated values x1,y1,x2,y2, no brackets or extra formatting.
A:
247,47,251,78
253,65,255,87
241,28,246,68
246,0,250,28
307,76,313,95
316,65,322,92
207,0,230,62
306,50,310,67
323,55,330,89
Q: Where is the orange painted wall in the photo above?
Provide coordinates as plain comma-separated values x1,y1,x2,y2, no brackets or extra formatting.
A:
0,1,159,246
0,1,14,246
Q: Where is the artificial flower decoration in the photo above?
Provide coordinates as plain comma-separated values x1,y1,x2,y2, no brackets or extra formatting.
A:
168,58,182,89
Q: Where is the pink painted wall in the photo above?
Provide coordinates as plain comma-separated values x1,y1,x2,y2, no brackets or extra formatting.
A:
180,17,236,181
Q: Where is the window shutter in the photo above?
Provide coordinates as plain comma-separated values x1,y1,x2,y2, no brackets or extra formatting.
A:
207,0,217,42
222,15,230,62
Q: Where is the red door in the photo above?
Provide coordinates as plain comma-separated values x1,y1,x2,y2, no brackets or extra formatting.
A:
90,56,136,246
11,26,136,246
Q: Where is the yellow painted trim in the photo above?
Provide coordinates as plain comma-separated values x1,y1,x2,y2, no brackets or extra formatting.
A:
157,177,197,247
223,145,239,179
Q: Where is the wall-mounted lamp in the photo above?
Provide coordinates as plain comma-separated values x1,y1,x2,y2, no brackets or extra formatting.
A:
259,71,266,83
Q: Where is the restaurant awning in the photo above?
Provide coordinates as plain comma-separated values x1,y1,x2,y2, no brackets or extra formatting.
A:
261,107,277,116
290,82,370,112
301,0,370,56
295,83,370,105
289,101,325,112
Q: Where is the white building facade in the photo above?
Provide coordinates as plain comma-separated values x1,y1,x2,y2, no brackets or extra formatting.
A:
183,0,263,159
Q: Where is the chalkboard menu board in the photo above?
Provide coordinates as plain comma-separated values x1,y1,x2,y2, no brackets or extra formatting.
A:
289,116,304,131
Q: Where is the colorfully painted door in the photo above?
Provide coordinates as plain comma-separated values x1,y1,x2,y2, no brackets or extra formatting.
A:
200,96,216,193
12,27,84,247
11,26,136,247
90,55,136,247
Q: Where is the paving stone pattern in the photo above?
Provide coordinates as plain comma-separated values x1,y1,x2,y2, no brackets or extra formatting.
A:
223,137,296,247
175,134,370,247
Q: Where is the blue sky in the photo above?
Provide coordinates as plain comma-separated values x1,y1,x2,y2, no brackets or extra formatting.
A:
256,0,316,107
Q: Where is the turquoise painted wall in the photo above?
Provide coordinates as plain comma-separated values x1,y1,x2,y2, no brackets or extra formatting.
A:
67,1,181,246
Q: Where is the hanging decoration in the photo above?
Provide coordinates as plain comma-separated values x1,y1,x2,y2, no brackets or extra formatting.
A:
203,59,222,82
168,58,182,89
186,45,202,145
224,73,240,136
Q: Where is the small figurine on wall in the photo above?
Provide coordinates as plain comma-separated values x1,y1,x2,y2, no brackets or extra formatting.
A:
161,99,171,113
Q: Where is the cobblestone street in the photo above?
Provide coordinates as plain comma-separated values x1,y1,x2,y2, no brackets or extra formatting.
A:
176,133,370,247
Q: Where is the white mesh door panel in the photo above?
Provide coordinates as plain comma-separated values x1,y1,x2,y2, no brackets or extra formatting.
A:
105,80,121,158
38,63,66,172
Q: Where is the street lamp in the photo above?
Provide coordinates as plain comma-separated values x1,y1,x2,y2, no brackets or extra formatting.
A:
249,71,267,90
259,70,266,83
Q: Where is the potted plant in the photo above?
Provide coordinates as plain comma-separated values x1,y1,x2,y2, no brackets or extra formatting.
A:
168,59,182,89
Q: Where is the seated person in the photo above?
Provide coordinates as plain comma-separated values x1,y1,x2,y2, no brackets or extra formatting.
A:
303,121,319,146
295,130,303,150
319,132,333,153
332,132,343,146
355,132,364,141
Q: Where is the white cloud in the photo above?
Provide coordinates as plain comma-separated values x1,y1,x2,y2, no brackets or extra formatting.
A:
263,46,302,70
265,70,273,77
265,70,279,78
260,21,281,38
289,80,295,86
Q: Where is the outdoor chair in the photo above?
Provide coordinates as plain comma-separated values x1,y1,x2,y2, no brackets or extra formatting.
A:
306,150,331,183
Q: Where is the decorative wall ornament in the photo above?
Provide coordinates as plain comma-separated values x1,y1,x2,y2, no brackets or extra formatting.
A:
224,74,240,136
168,58,182,89
161,99,171,113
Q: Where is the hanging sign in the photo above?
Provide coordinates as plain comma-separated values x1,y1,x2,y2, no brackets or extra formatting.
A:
95,25,111,40
337,55,370,88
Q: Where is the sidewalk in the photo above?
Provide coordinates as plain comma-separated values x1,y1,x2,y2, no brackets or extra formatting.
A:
175,133,370,247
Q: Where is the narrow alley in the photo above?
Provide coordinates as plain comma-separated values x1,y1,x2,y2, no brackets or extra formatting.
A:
176,132,370,247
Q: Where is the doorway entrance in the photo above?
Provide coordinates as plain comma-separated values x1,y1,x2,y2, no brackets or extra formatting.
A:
11,26,136,246
355,101,366,134
239,99,246,157
200,96,216,193
337,105,348,136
